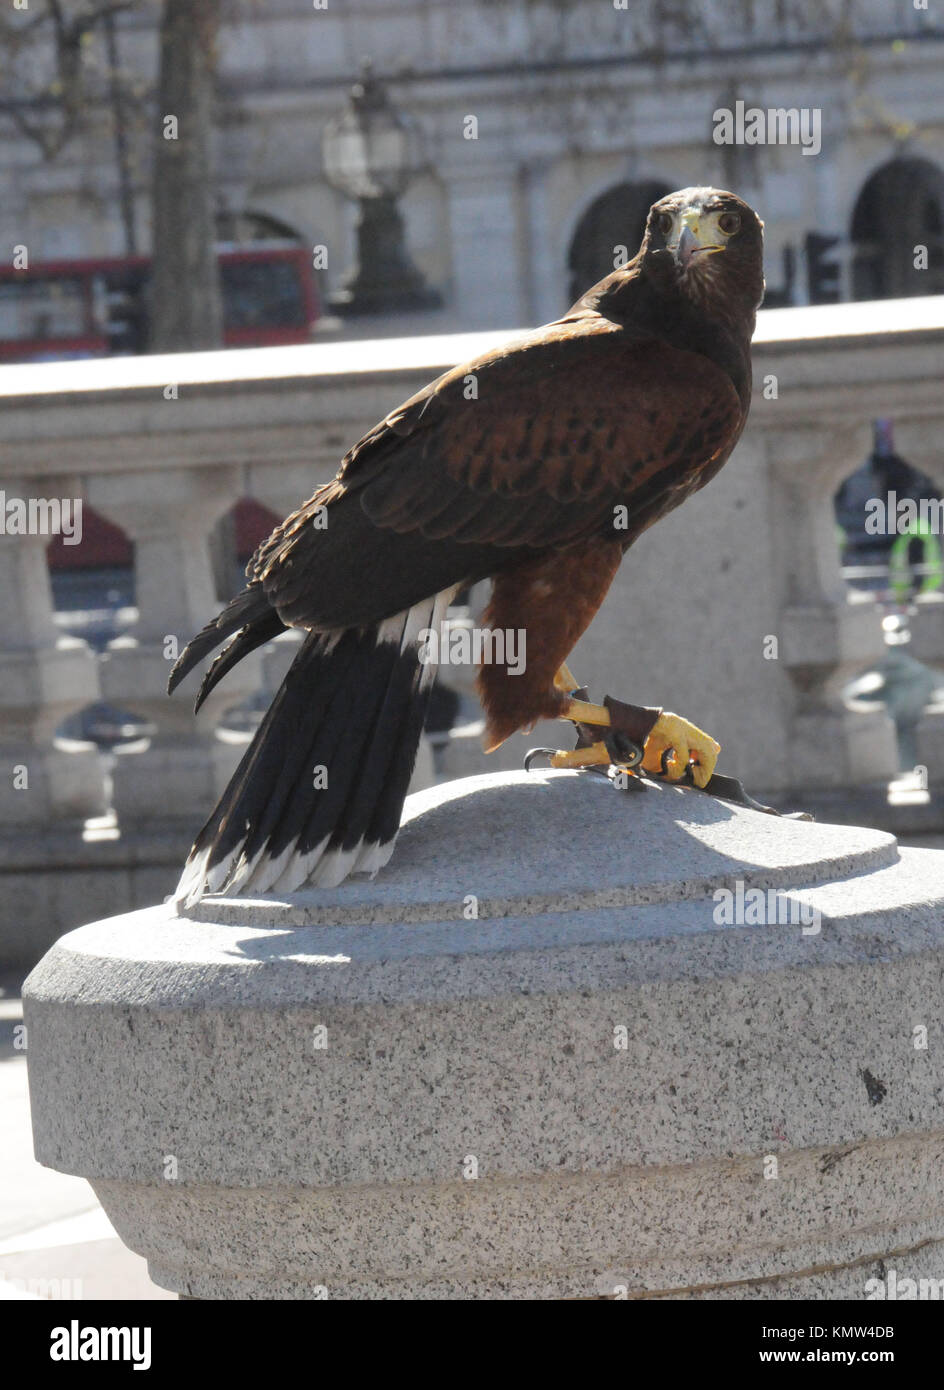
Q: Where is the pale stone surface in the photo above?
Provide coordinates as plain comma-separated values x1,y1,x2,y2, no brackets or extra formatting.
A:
23,769,944,1299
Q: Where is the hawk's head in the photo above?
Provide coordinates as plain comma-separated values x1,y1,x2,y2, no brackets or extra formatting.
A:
642,187,765,315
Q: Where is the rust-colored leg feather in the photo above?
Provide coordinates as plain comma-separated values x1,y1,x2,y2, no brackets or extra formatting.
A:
477,538,623,750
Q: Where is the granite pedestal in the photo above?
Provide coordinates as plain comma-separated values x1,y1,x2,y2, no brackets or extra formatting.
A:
23,770,944,1299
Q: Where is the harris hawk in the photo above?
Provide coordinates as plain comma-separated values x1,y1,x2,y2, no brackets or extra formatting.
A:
170,186,765,903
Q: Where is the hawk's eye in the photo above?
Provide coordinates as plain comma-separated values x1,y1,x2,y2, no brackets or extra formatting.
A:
656,211,674,237
718,211,741,235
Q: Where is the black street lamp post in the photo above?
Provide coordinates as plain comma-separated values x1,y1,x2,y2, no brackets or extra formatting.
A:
322,62,441,316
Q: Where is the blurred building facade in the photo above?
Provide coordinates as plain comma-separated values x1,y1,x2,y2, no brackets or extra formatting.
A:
1,0,943,335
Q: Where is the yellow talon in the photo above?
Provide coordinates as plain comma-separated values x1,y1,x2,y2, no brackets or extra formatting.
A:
548,741,612,769
642,711,720,788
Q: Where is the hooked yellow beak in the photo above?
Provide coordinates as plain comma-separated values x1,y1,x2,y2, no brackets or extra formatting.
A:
674,208,727,269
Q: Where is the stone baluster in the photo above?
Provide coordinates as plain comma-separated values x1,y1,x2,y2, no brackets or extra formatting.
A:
888,417,944,786
911,598,944,791
88,465,262,828
0,475,105,827
768,423,899,792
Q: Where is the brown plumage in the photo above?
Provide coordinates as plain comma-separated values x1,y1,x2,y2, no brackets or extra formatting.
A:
169,186,765,901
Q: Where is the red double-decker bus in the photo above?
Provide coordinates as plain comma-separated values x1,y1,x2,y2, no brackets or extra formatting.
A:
0,241,319,361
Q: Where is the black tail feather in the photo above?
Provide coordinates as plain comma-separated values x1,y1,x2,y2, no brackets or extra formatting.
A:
173,594,447,903
193,610,285,713
234,634,366,874
278,636,399,861
167,582,278,697
345,649,430,851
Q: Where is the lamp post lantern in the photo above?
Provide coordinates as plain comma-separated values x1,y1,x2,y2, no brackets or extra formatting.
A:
322,62,441,316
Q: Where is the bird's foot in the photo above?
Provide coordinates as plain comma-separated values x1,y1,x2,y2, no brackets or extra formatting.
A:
523,737,643,777
556,694,720,788
640,711,721,789
526,667,721,789
529,740,612,771
524,691,647,777
524,733,643,773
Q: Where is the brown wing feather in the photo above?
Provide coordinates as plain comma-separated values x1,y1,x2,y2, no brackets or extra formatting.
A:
250,317,743,630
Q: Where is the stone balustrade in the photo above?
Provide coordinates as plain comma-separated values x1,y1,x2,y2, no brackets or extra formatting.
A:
2,296,944,967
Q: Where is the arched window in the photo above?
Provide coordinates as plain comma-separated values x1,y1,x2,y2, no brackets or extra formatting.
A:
851,158,944,300
567,180,672,304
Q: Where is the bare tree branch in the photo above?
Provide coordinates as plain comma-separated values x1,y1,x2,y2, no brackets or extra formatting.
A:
0,0,143,159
